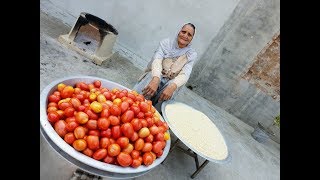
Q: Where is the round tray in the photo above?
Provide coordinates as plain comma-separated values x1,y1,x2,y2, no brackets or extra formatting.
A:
40,75,171,178
161,100,231,164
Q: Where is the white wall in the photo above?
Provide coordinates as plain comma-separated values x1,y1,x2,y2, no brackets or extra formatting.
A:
43,0,240,69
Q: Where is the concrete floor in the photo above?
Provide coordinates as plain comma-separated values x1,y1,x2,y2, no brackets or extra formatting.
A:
40,5,280,180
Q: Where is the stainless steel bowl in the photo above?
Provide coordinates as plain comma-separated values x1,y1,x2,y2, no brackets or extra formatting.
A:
40,75,171,178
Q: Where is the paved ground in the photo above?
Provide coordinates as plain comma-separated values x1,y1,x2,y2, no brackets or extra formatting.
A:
40,4,280,180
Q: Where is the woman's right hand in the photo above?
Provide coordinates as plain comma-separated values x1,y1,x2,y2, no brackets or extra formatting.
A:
142,76,160,98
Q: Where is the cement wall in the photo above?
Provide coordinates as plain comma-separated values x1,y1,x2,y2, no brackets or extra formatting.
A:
42,0,240,70
186,0,280,128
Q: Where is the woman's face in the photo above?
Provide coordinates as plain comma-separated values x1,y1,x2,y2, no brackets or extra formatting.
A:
177,24,195,48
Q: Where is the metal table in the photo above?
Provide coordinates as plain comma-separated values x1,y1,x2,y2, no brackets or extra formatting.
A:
161,100,231,179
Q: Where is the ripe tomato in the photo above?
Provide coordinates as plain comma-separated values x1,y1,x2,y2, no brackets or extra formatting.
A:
127,92,136,101
93,80,101,88
48,94,60,103
88,130,100,136
131,118,142,131
92,148,108,160
136,112,145,119
58,102,73,111
90,101,103,113
108,143,121,157
100,128,112,138
138,127,150,138
54,120,67,137
145,117,154,127
131,159,141,168
64,107,75,117
152,141,164,153
130,132,139,142
47,111,60,123
109,105,121,116
86,135,100,150
99,137,110,149
86,119,98,130
142,152,154,166
100,109,110,118
121,110,134,123
120,101,129,113
155,132,165,141
57,83,66,92
103,155,115,164
134,138,145,151
47,106,57,113
129,105,140,115
74,126,86,139
103,91,112,100
69,98,81,110
122,143,134,154
64,132,76,145
65,121,79,132
142,142,153,152
121,123,134,138
116,137,129,149
73,139,87,151
77,82,89,91
149,125,159,135
164,132,170,140
144,134,154,143
48,102,58,108
97,117,110,130
85,109,98,120
61,85,74,99
111,125,122,139
139,102,150,113
108,115,120,126
75,111,89,124
117,152,132,167
131,150,140,159
83,148,93,157
96,94,107,103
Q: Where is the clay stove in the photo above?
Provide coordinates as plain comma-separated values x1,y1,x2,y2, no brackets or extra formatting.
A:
58,12,118,65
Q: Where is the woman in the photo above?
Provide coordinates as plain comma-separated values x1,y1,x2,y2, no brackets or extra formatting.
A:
133,23,197,113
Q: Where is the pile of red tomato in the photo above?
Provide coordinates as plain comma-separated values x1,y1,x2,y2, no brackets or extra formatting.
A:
46,79,170,168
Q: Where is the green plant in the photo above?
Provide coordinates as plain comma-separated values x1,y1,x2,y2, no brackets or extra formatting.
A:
273,115,280,127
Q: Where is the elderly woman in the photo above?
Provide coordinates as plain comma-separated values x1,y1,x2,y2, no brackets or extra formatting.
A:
133,23,197,113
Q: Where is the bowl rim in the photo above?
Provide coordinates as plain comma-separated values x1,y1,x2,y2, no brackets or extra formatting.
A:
40,75,171,174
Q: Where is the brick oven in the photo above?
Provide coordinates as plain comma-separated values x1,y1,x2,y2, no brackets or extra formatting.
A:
58,12,118,65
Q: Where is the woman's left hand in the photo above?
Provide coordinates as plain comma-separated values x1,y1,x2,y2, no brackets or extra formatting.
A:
159,83,177,102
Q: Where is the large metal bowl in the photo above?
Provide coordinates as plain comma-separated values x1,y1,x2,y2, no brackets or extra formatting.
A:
40,75,171,179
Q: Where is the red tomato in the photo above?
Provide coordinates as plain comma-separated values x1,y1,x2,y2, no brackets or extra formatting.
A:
64,132,76,144
86,135,100,150
82,148,93,157
103,91,112,100
131,159,141,168
149,125,159,135
77,82,89,91
73,139,87,151
74,126,86,139
122,143,134,154
131,150,140,159
48,102,58,108
103,155,115,164
127,93,136,101
145,117,154,127
117,152,133,167
121,123,134,138
136,112,145,119
100,109,110,118
75,112,89,124
144,134,154,143
86,119,98,130
88,130,100,136
120,101,129,113
65,121,79,132
108,143,121,157
155,132,165,141
144,111,154,118
111,125,122,139
58,102,73,111
54,120,67,137
139,102,150,113
97,117,110,130
100,128,112,138
100,137,110,149
92,148,107,160
93,80,101,88
152,141,164,153
47,106,57,113
47,111,60,124
142,142,153,152
65,117,76,123
129,105,140,115
142,152,154,166
130,132,139,142
69,98,81,110
64,107,75,117
135,94,145,102
48,94,60,103
125,98,134,106
116,137,129,149
109,105,121,116
108,115,120,126
134,138,145,151
85,109,98,120
131,118,142,131
121,110,134,123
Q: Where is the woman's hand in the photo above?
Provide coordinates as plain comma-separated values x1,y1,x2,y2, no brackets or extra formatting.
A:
159,83,177,102
142,77,160,98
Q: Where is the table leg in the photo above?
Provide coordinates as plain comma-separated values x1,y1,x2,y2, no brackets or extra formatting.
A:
190,160,209,179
